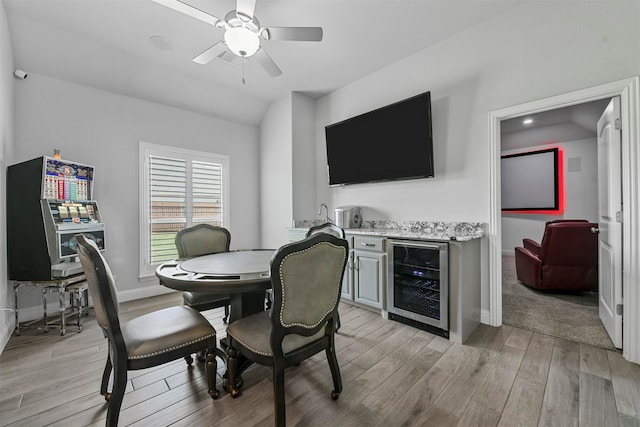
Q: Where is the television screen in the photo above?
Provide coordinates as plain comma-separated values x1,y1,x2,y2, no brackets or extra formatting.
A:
325,92,434,186
501,147,561,212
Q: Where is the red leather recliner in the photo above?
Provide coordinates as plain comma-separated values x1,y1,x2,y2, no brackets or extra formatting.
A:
514,221,598,291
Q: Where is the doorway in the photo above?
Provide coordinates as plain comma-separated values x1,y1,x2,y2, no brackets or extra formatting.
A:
499,99,613,348
487,77,640,364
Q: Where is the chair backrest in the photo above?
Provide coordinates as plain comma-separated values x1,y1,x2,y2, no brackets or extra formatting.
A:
545,219,589,228
306,222,345,239
269,233,348,343
76,234,121,335
175,224,230,258
539,222,598,266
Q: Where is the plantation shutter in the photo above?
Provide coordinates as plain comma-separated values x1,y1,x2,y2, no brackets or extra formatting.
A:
192,160,224,225
146,155,225,265
148,155,187,264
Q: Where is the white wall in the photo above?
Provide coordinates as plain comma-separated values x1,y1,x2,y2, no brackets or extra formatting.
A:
260,92,318,248
0,1,16,352
291,92,317,222
12,73,260,313
259,94,292,248
312,1,640,312
501,138,598,253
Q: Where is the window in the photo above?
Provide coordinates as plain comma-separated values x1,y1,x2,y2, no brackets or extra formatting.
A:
139,142,229,276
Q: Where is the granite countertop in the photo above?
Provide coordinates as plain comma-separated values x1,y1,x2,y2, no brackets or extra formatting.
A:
290,220,485,242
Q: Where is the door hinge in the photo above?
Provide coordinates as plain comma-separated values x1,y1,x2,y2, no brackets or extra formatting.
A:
616,211,623,223
616,304,623,316
614,118,622,130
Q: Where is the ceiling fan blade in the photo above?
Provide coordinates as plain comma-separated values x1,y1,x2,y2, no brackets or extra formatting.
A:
152,0,222,27
262,27,323,42
236,0,257,21
254,48,282,77
193,41,227,64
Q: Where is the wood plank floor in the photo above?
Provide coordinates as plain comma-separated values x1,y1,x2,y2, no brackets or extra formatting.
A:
1,293,639,426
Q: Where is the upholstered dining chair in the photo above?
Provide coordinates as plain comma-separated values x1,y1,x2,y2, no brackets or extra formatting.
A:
76,235,219,427
225,233,349,427
175,224,232,325
306,222,345,239
306,222,346,332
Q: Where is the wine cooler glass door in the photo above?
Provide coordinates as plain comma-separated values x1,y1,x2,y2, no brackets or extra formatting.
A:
387,240,448,331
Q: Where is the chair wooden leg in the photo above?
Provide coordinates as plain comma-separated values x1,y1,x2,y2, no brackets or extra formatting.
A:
205,346,219,398
265,290,273,310
273,365,286,427
101,355,112,398
326,338,342,399
225,345,242,398
184,354,194,366
223,305,229,324
106,361,127,427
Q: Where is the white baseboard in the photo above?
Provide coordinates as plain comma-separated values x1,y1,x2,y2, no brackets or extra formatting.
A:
0,284,179,355
0,312,13,354
481,309,492,325
13,284,178,323
502,249,515,256
117,284,177,303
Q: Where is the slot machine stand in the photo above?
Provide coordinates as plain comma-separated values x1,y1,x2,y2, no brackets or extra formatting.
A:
13,273,89,336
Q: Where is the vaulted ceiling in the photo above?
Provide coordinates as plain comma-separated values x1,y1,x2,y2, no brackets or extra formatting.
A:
4,0,524,125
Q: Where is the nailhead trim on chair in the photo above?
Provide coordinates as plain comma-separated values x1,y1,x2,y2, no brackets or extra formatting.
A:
127,333,216,360
232,335,273,357
278,242,346,329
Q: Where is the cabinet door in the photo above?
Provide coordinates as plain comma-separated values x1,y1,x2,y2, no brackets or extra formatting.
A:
354,251,386,309
341,251,354,300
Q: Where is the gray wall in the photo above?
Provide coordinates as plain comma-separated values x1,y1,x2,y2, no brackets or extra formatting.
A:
2,0,639,350
259,92,317,249
11,73,261,319
0,2,16,351
259,94,292,248
291,93,317,223
312,1,639,313
502,138,598,254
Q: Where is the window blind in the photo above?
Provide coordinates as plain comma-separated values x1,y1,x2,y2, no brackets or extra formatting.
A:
145,153,225,266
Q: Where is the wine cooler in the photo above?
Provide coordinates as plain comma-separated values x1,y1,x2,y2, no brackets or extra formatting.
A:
387,240,449,337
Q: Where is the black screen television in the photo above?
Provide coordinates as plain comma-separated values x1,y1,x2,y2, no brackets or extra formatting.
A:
324,91,434,186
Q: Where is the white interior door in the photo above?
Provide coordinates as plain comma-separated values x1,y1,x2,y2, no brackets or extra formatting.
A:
597,96,623,348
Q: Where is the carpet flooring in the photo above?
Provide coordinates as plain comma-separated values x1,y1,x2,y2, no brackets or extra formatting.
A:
502,255,615,350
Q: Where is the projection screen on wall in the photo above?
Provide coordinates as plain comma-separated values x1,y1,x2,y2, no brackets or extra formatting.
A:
501,147,560,212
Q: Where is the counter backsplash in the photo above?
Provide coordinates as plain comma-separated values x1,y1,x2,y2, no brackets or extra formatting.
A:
292,219,485,241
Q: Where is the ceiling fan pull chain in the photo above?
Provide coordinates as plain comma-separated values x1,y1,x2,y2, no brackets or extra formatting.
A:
242,59,246,85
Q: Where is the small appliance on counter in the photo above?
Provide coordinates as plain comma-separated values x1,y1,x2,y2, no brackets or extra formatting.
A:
334,205,363,229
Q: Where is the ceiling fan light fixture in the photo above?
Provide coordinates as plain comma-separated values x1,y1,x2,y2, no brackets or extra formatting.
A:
224,26,260,57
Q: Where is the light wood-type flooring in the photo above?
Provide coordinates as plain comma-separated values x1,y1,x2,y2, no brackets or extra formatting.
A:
1,292,639,426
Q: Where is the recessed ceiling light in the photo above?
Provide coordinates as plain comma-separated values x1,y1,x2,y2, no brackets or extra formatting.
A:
149,35,174,51
523,118,534,125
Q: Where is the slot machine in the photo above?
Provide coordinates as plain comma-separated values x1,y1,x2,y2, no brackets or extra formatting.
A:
7,156,106,281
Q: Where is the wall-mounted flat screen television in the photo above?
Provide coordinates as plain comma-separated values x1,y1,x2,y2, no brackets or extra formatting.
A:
324,91,434,186
501,147,563,213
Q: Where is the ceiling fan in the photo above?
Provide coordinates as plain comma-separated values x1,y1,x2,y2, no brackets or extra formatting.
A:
153,0,323,79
